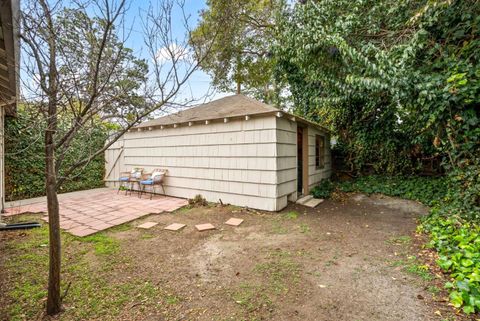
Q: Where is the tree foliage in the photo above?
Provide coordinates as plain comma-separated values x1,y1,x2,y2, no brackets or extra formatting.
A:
4,107,107,201
274,0,479,176
190,0,284,104
274,0,480,313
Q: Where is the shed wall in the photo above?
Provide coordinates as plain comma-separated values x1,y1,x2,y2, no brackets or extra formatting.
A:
105,115,332,211
274,117,332,202
275,117,297,205
105,116,283,211
307,126,332,189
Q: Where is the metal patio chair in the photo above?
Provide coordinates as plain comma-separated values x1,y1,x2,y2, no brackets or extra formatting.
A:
139,169,167,199
118,167,143,195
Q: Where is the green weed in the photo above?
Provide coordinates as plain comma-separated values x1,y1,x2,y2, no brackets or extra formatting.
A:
299,223,310,234
283,211,299,219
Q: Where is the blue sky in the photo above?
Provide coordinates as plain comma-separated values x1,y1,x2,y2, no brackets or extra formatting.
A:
21,0,227,108
122,0,229,103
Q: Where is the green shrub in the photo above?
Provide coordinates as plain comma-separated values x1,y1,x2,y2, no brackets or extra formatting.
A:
337,175,448,206
4,108,107,201
310,179,335,199
310,175,448,204
421,214,480,314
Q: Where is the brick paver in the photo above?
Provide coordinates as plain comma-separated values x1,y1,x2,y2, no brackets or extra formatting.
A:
4,189,188,237
195,223,216,231
225,218,244,226
164,223,186,231
137,222,158,229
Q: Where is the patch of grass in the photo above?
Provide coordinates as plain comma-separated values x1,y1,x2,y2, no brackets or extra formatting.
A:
1,220,174,320
108,222,133,232
68,279,162,319
80,233,120,255
325,255,338,267
7,223,49,251
313,271,322,277
390,259,407,267
231,283,273,313
165,294,181,305
254,250,300,294
310,179,335,199
389,256,434,281
299,223,310,234
428,285,441,295
386,235,411,245
140,233,155,239
337,175,448,206
230,249,301,317
283,211,299,220
406,263,433,281
271,220,288,234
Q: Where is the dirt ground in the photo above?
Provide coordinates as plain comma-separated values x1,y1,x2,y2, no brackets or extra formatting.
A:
0,193,472,321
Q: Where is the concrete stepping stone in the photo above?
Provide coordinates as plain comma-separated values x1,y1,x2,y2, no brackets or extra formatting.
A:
303,198,325,208
164,223,186,231
296,195,313,205
195,223,215,231
137,222,158,229
225,218,244,226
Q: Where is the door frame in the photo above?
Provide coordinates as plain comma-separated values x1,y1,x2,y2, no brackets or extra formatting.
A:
297,125,309,196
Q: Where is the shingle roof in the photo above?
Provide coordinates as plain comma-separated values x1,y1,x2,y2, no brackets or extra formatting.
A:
136,94,330,132
137,94,279,128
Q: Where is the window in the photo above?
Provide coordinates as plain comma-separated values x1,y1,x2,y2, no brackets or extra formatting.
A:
315,135,325,169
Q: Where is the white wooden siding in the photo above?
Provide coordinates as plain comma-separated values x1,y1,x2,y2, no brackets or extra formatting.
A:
105,115,331,211
275,117,332,201
106,116,283,211
308,127,332,189
275,118,297,203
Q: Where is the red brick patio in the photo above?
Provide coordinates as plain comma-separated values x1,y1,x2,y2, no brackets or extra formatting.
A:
4,188,188,236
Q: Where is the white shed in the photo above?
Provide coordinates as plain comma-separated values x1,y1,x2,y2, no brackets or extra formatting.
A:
105,94,332,211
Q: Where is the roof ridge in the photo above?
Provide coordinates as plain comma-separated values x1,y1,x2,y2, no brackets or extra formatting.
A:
137,94,277,128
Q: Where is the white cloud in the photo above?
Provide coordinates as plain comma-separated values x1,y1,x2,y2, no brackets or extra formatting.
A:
155,43,189,63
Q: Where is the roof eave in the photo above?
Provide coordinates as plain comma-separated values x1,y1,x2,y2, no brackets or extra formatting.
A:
134,109,330,133
0,0,20,117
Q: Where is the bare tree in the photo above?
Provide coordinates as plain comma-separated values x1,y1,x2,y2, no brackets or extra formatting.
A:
20,0,215,315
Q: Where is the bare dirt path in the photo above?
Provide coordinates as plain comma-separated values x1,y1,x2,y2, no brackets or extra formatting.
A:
113,193,437,321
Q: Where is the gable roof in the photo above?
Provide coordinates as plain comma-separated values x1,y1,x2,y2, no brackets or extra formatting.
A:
137,94,279,128
136,94,330,132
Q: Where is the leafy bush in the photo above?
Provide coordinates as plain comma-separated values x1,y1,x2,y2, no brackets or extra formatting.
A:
337,175,448,206
274,1,480,178
421,214,480,314
4,108,107,201
310,179,335,199
310,175,448,204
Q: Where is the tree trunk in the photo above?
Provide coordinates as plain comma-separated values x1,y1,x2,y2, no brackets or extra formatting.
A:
45,129,62,315
40,0,61,312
